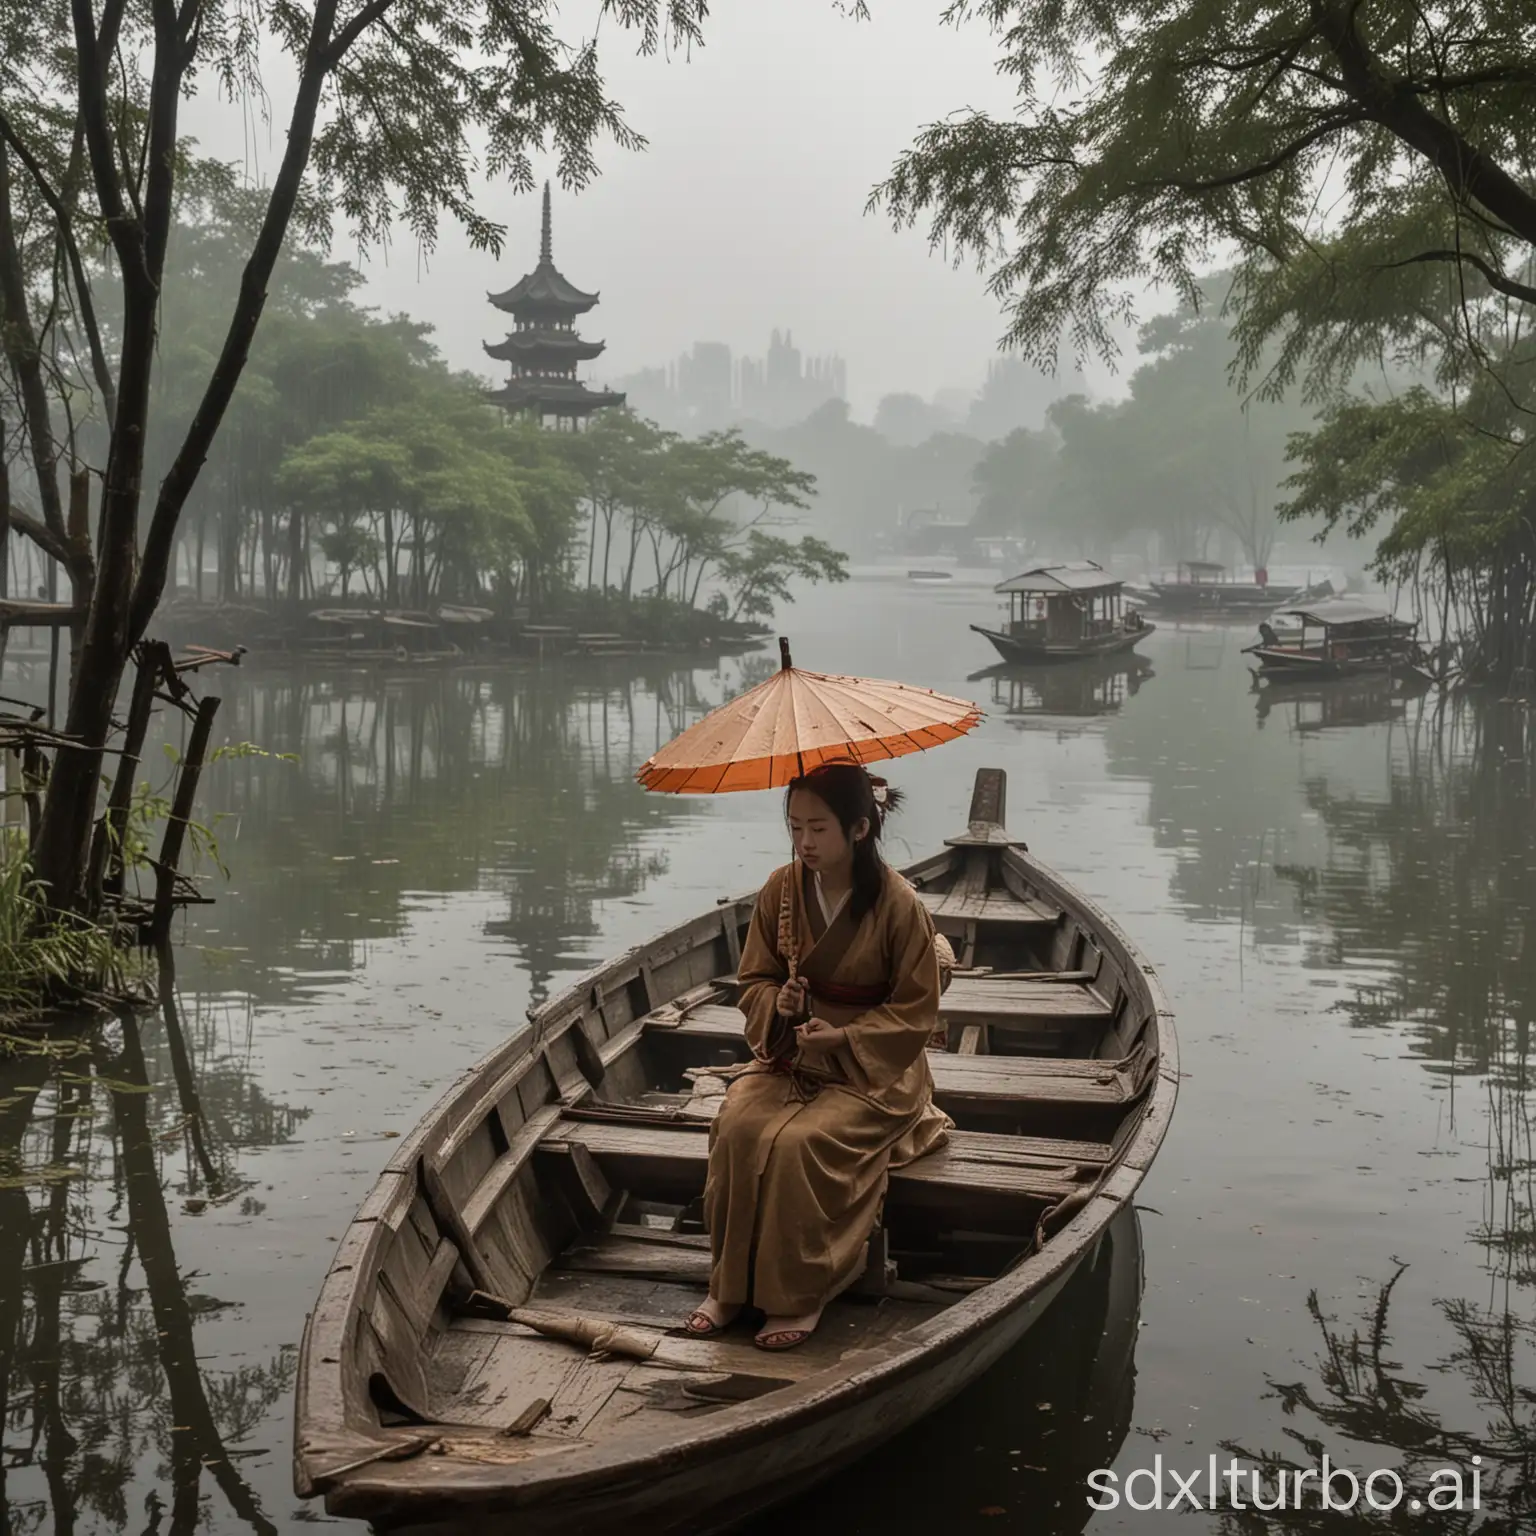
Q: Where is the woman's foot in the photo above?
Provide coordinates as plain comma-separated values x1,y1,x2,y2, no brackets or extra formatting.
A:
683,1296,741,1337
754,1308,823,1351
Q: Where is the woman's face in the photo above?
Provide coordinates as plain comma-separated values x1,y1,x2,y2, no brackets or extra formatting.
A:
787,788,868,871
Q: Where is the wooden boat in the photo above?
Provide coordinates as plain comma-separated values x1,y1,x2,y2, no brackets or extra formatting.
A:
906,569,954,582
1145,560,1304,613
971,562,1155,664
292,768,1177,1534
1244,598,1430,683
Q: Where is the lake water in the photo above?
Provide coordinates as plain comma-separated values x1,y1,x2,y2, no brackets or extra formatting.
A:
2,571,1531,1533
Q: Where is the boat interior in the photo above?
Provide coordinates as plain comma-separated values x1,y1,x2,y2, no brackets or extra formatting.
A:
296,770,1167,1498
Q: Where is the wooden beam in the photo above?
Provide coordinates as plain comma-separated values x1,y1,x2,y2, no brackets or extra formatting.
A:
0,599,85,628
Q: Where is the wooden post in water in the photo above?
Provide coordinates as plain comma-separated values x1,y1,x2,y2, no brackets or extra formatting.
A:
87,641,172,909
149,694,220,950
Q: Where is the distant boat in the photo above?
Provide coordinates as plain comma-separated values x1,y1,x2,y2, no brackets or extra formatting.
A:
1144,561,1303,613
971,562,1155,664
907,569,954,582
1243,598,1430,683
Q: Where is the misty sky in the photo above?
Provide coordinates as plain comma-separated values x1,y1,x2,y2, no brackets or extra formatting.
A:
183,3,1133,418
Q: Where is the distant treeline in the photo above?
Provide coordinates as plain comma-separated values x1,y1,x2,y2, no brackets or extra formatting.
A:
2,175,843,629
722,295,1333,575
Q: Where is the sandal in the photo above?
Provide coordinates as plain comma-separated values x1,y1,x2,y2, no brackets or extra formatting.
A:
753,1327,812,1352
683,1302,740,1337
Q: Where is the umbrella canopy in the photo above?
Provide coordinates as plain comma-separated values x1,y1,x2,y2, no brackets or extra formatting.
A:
636,637,984,793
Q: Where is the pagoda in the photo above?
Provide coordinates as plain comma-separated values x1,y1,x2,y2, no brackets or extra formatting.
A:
483,183,625,430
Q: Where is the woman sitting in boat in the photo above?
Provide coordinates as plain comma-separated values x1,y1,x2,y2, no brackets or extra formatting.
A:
686,762,953,1351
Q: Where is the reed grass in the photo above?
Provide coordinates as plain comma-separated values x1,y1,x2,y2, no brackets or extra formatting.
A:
0,829,144,1018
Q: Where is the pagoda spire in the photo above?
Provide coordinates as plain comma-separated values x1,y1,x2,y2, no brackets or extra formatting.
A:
540,180,552,264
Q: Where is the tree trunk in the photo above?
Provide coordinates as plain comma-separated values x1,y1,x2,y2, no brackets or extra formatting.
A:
0,412,8,676
287,506,305,606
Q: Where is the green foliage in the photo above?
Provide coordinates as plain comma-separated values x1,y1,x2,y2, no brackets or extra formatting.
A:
0,833,140,1013
872,2,1536,679
560,411,833,621
872,2,1536,399
719,532,849,621
1281,351,1536,680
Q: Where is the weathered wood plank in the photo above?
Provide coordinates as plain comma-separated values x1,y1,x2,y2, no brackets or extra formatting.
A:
620,1095,1113,1164
461,1105,564,1234
653,1006,1137,1110
557,1233,713,1285
916,887,1059,925
940,975,1112,1025
539,1120,1094,1218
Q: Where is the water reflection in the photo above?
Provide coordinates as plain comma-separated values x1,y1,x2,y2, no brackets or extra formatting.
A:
4,612,1535,1534
1214,1269,1534,1531
189,662,738,1004
1210,701,1536,1529
751,1206,1144,1536
971,656,1155,731
1252,675,1415,734
2,658,763,1535
1290,701,1533,1084
0,1003,296,1534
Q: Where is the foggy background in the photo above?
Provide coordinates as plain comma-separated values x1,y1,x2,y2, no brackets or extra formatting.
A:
180,2,1124,427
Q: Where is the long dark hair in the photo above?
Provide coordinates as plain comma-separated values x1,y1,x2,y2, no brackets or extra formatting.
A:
784,762,906,921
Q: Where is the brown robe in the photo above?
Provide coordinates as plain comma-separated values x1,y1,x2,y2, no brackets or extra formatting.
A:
703,860,953,1315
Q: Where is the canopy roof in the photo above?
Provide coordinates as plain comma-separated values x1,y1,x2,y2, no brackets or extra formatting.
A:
996,561,1121,595
487,184,600,315
488,265,600,315
1279,598,1415,629
1180,560,1226,573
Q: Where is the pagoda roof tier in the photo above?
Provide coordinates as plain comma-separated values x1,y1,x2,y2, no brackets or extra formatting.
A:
484,379,626,416
488,264,600,316
484,331,607,364
488,182,600,316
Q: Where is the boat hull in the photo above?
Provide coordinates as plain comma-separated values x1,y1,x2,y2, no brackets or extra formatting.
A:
970,622,1155,664
1252,649,1427,683
1147,584,1301,613
343,1258,1081,1535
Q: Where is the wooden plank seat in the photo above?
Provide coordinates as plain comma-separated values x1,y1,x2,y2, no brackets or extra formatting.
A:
644,1005,1139,1112
915,886,1060,927
536,1119,1100,1223
652,979,1110,1042
632,1090,1118,1165
938,974,1112,1028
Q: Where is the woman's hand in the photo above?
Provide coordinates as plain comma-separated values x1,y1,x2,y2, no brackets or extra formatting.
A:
775,977,808,1018
795,1017,845,1057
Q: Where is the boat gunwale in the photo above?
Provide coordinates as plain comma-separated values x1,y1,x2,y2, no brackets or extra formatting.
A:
295,828,1177,1515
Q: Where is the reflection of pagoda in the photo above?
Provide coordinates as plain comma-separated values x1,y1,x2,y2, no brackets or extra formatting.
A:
483,182,625,430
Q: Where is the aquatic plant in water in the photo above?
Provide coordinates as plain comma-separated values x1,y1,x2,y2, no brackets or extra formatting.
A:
0,831,146,1019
